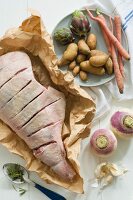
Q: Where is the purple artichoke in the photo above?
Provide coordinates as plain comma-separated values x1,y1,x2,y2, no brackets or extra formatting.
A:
70,10,91,37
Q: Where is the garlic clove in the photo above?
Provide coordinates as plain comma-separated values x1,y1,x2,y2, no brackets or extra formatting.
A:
100,175,113,189
108,163,128,176
95,162,112,179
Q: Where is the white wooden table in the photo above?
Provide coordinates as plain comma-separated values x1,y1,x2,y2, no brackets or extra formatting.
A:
0,1,133,200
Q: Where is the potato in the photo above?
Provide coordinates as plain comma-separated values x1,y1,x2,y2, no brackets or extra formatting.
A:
58,43,78,67
80,60,105,75
87,66,105,76
80,71,88,81
69,60,76,70
87,33,97,50
63,43,78,61
89,55,109,67
78,39,90,55
80,60,90,72
73,66,80,76
76,54,86,63
90,50,108,57
105,57,113,75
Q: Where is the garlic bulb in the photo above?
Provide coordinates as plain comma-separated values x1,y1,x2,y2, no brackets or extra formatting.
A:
94,162,127,189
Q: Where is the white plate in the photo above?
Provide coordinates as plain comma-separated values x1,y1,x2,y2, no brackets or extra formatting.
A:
52,10,128,87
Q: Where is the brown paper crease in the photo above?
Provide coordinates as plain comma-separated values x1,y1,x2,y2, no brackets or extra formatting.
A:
0,13,95,193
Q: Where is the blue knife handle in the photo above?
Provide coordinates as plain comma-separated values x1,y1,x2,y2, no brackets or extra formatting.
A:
34,183,66,200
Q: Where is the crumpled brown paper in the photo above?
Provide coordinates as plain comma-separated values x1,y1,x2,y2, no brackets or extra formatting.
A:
0,12,95,193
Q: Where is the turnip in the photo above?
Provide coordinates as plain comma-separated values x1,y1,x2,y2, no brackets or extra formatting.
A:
111,111,133,138
90,129,117,157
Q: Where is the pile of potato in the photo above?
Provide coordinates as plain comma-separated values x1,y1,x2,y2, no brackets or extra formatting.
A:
58,33,113,81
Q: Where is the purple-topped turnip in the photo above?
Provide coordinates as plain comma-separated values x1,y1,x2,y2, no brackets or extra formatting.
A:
111,111,133,138
90,129,117,157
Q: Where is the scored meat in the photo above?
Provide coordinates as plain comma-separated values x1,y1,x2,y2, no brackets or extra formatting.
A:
0,68,33,109
0,51,75,181
0,80,44,121
11,88,64,129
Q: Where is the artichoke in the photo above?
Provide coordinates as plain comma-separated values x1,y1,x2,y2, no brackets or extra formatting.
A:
54,28,75,45
70,10,91,37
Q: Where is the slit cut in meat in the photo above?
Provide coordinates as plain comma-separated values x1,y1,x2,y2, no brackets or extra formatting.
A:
12,90,44,120
0,67,28,89
22,120,65,152
11,89,61,129
15,68,28,75
0,80,44,123
33,143,63,165
0,68,33,109
33,141,56,150
27,122,55,136
17,98,61,129
33,142,57,157
0,80,32,109
33,142,58,158
18,98,65,136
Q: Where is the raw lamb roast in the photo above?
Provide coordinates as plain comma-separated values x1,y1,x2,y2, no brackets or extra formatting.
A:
0,51,75,180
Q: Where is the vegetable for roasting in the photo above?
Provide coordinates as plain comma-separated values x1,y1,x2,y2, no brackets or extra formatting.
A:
90,129,117,157
78,39,90,55
58,43,78,67
54,27,75,45
70,10,91,37
111,111,133,138
0,51,75,181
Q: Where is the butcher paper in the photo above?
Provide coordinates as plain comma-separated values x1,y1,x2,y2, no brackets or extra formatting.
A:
0,11,96,193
